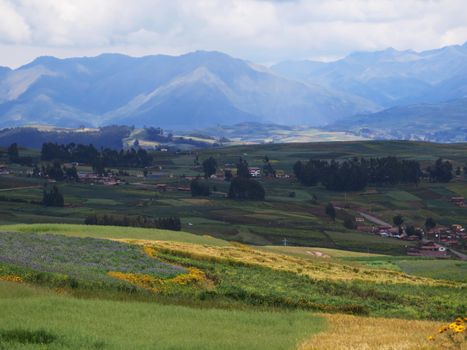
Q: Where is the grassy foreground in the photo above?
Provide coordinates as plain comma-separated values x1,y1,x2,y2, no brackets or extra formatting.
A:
0,281,324,350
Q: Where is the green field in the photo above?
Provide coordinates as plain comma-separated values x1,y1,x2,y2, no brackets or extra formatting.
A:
0,281,324,350
0,141,466,256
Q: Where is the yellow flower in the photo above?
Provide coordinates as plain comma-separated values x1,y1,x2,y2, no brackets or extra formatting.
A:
427,335,435,341
455,325,465,333
449,322,457,329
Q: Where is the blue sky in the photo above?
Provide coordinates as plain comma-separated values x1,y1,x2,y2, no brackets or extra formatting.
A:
1,0,467,67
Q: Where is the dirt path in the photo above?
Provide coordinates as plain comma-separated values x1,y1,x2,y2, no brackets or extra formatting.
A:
358,212,392,227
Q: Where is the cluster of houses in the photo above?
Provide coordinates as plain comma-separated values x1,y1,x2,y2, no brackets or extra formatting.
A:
451,196,466,207
77,172,121,186
0,165,10,175
207,164,289,180
407,242,451,258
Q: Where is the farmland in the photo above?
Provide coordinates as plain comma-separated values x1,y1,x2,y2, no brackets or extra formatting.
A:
0,140,466,349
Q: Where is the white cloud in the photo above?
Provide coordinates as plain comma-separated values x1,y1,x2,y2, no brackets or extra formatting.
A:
0,0,466,67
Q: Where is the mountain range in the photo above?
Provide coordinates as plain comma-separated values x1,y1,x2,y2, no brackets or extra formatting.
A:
0,51,375,129
0,44,466,140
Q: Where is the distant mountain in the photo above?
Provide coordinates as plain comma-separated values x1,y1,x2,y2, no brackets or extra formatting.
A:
327,98,467,142
272,43,467,107
0,51,376,129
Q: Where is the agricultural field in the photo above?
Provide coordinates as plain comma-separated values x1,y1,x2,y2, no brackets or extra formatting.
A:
0,140,466,349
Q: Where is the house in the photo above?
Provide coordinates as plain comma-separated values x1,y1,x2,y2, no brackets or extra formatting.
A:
275,170,289,178
155,184,168,192
248,167,261,177
451,196,465,207
407,241,450,258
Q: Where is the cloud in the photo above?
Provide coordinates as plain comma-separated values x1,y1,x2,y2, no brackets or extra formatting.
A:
0,0,466,67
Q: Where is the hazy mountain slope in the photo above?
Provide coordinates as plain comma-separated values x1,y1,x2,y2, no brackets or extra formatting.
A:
0,51,377,128
272,43,467,107
327,98,467,142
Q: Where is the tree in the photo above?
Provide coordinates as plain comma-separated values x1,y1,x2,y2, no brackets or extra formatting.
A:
405,225,416,236
7,143,19,162
343,217,357,229
393,214,404,227
190,178,210,197
46,161,64,180
236,158,250,178
393,215,404,234
202,157,217,178
224,170,233,181
64,165,78,181
325,203,336,221
428,158,453,183
228,177,265,200
42,185,64,207
262,155,275,178
425,217,436,231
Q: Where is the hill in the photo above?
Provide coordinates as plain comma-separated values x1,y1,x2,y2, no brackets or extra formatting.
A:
327,98,467,142
0,52,376,129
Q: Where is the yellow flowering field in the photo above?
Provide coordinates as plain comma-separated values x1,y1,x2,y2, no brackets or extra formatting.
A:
108,267,212,293
122,239,463,287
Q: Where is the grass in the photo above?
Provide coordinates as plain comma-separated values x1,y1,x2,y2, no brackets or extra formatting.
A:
0,223,229,246
0,232,184,285
261,246,385,258
299,313,443,350
0,281,325,350
140,240,456,286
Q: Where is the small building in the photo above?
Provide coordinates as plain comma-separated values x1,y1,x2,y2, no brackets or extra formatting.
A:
155,184,168,192
408,241,450,258
248,167,261,177
451,197,465,207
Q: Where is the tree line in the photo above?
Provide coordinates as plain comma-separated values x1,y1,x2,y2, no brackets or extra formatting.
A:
41,142,152,169
293,156,454,191
191,157,265,200
84,214,182,231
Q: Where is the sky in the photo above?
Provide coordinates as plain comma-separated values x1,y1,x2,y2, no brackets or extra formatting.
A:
1,0,467,68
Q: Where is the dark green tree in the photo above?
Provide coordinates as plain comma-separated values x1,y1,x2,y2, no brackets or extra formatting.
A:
393,215,404,233
325,203,336,221
228,177,265,200
7,143,19,162
236,158,250,178
202,157,217,178
425,217,436,231
190,178,211,197
343,217,357,229
428,158,453,183
42,185,64,207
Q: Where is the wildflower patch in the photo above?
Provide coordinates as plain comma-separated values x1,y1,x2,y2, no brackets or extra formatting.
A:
107,267,210,293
